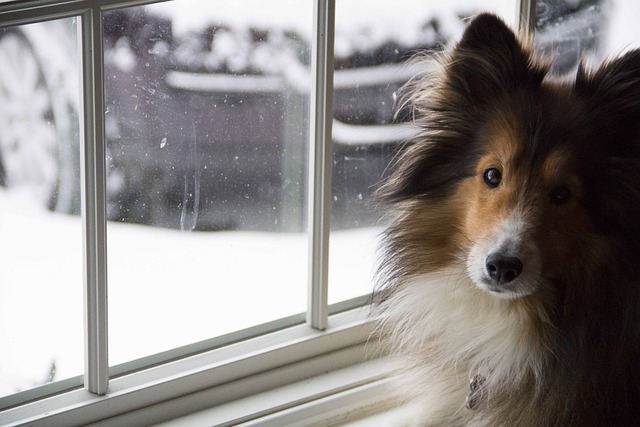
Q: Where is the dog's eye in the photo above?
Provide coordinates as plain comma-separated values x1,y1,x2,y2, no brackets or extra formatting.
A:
483,168,502,188
550,186,572,205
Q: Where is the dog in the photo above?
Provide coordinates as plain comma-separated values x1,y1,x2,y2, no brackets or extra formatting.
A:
374,13,640,426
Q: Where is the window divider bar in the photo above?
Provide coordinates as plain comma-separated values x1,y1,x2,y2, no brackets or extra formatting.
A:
516,0,536,39
80,6,109,395
307,0,335,331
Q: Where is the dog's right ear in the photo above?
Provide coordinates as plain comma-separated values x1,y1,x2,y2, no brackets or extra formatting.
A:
377,14,539,203
447,13,545,106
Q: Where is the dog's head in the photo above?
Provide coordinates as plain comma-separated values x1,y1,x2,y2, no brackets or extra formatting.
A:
379,13,640,300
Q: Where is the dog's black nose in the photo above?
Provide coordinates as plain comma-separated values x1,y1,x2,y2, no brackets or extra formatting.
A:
485,254,523,285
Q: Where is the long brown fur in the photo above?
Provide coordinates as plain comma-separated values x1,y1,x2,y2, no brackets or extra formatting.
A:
375,13,640,426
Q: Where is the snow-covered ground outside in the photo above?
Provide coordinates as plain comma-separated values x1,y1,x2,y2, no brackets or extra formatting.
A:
2,0,640,401
0,187,381,396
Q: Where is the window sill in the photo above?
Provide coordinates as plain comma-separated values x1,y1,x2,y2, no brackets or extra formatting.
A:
159,358,398,426
0,307,384,426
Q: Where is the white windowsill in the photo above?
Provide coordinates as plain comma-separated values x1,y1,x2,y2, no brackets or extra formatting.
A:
0,307,389,426
156,358,398,426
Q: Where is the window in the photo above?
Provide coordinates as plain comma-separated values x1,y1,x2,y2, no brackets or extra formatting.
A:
1,0,634,424
102,0,313,368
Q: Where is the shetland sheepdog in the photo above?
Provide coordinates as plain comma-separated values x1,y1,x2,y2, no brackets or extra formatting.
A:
375,13,640,426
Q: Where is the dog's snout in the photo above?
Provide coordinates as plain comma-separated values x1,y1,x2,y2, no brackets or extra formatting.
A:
485,254,523,285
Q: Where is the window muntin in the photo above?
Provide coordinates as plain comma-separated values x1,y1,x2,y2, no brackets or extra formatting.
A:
0,17,82,399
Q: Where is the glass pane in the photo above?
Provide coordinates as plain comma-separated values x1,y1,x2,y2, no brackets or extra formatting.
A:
535,0,639,74
0,18,82,398
104,0,311,366
535,0,610,74
329,1,517,305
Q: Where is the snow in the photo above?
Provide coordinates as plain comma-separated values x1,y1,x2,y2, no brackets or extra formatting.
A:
0,188,380,397
149,0,515,34
148,0,516,50
0,190,83,396
333,120,418,145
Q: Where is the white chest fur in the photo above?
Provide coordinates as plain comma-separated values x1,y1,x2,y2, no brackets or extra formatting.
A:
379,268,549,425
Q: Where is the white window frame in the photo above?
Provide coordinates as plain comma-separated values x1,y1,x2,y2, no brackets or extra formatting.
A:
0,0,531,424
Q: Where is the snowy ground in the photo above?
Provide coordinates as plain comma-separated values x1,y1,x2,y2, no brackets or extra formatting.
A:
0,187,380,397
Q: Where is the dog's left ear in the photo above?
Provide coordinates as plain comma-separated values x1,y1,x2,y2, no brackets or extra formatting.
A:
446,13,545,106
576,50,640,157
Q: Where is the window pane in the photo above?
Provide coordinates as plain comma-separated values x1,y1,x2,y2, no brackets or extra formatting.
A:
535,0,639,74
104,0,311,366
535,0,611,74
0,18,82,398
328,1,516,305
